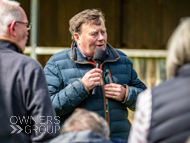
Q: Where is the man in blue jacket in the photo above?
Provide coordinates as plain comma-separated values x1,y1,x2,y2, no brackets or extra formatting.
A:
44,9,146,140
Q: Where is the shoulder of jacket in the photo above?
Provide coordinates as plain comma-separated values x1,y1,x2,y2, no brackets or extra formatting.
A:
115,49,128,57
49,48,71,62
17,53,42,68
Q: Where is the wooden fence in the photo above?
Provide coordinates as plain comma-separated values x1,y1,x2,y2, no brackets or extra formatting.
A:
127,49,167,88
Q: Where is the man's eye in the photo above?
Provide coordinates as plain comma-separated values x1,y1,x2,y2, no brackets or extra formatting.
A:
92,33,97,36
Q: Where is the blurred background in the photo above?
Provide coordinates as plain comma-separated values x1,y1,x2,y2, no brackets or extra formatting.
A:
17,0,190,122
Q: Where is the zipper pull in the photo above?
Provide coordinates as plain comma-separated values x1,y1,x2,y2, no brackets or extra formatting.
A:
106,99,109,112
106,69,113,83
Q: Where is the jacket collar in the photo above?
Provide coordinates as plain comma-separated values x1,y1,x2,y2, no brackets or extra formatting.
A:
70,41,120,64
0,38,23,54
176,63,190,77
76,43,109,61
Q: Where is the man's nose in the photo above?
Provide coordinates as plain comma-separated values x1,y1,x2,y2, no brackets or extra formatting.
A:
98,32,104,40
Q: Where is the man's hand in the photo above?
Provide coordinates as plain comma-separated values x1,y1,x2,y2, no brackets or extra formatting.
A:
105,83,126,101
81,68,102,91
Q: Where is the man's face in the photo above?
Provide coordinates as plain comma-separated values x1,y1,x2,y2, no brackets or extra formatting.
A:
75,18,107,58
14,7,29,52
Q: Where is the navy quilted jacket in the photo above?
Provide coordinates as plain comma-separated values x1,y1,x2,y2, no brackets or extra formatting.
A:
44,42,147,140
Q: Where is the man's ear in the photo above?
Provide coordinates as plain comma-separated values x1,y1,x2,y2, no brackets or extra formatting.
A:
9,20,17,36
73,33,80,43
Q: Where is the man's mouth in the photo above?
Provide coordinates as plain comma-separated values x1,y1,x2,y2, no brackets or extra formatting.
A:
96,44,104,48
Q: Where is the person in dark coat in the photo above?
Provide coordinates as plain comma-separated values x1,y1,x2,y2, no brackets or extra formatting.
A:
44,9,146,140
0,0,59,142
128,17,190,143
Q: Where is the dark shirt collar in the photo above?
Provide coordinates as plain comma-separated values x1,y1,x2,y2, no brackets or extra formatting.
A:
0,38,23,53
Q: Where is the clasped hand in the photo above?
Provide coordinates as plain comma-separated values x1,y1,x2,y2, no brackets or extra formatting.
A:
82,69,125,101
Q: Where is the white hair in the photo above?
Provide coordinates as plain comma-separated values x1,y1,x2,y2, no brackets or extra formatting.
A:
1,0,20,5
166,17,190,78
0,0,20,35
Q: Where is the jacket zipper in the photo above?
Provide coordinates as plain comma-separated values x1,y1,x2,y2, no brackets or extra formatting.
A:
100,76,110,125
72,60,115,126
84,61,111,125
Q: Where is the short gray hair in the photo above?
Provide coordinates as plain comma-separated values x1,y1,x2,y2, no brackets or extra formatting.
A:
61,108,110,138
166,17,190,78
0,0,20,35
69,9,105,40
